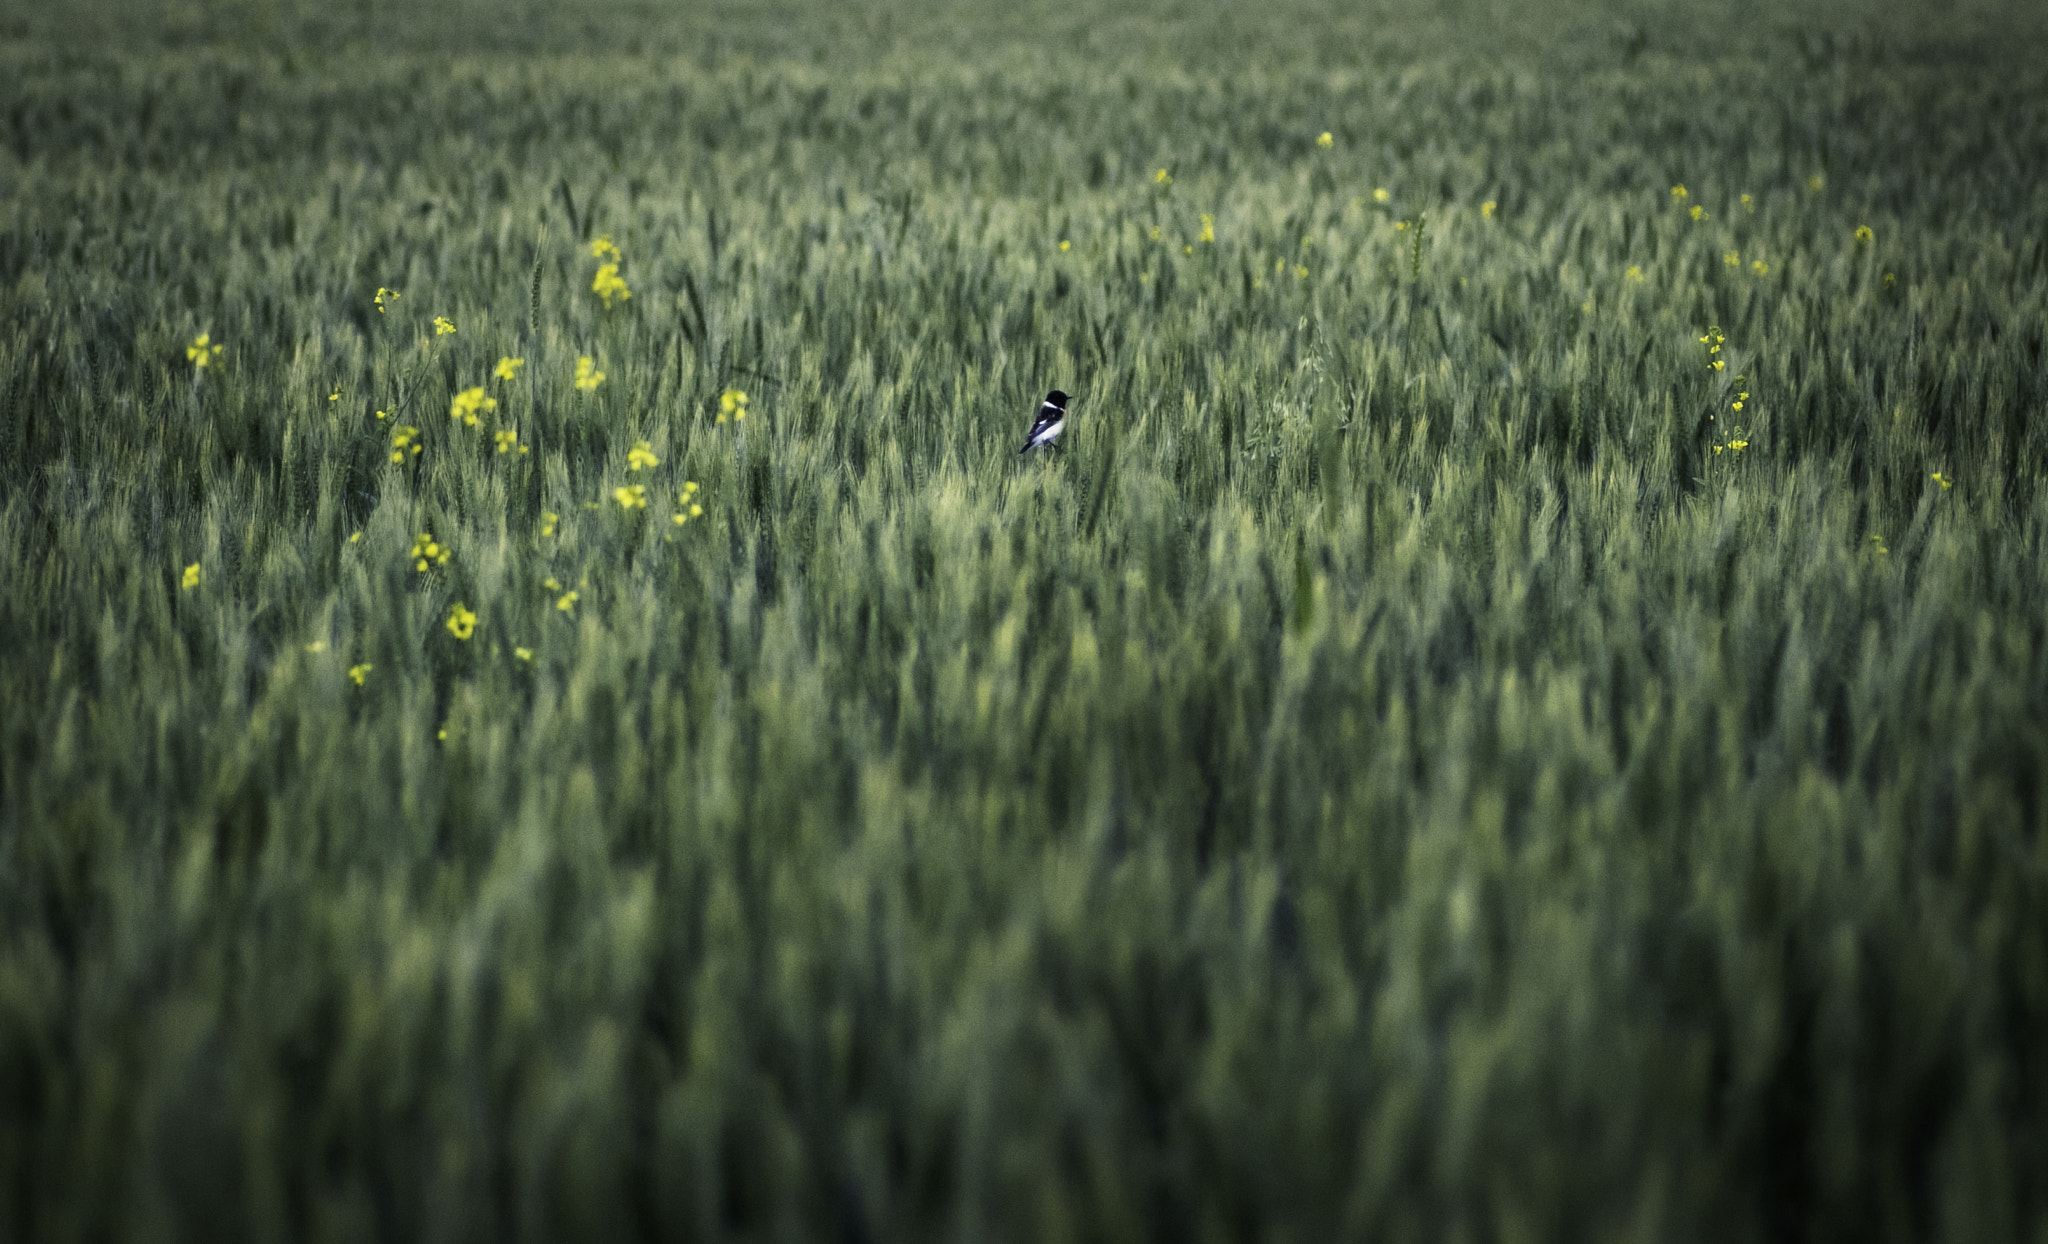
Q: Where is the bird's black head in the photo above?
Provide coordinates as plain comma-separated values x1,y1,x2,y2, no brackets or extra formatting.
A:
1045,390,1070,409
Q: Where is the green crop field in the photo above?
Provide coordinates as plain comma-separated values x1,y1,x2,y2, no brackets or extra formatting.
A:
3,0,2046,1239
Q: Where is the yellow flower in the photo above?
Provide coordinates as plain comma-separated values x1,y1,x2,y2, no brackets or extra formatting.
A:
449,386,497,427
495,356,525,380
1625,265,1644,282
590,235,621,263
181,562,201,590
614,484,648,510
1740,193,1754,212
434,316,456,336
1700,326,1726,370
1690,205,1706,222
186,333,223,368
1854,225,1873,243
1059,239,1070,252
1729,437,1748,451
348,663,372,685
494,429,527,454
389,425,423,462
717,388,749,423
626,440,660,471
1394,220,1410,232
1184,244,1193,255
673,481,705,525
329,386,341,402
446,602,476,641
1316,131,1333,148
1868,534,1889,555
1199,213,1215,243
556,590,579,614
437,726,448,741
409,532,450,572
592,262,633,308
1724,250,1741,267
374,287,399,313
1154,168,1172,185
1752,260,1770,276
305,640,328,653
1670,184,1688,201
514,646,534,662
1884,272,1896,285
1480,200,1496,218
348,531,362,544
1930,471,1952,490
1808,174,1825,192
1294,264,1309,279
540,511,558,537
1373,187,1390,203
542,576,561,592
574,356,605,391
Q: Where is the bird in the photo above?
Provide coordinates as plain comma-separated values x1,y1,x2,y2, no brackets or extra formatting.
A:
1016,390,1070,455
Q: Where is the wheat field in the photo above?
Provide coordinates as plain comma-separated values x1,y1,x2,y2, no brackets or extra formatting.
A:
2,0,2046,1239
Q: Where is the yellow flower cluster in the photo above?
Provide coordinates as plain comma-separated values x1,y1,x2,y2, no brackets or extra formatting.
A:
410,532,450,572
1481,200,1496,218
1625,265,1645,283
1690,205,1707,222
1154,168,1172,185
495,356,524,380
1752,260,1770,276
494,429,527,455
446,602,477,640
1740,193,1754,212
390,425,423,462
186,333,223,368
1373,188,1390,203
348,663,372,685
434,317,456,336
1724,250,1741,268
181,562,202,590
449,386,497,427
1854,225,1874,244
672,481,704,526
590,236,621,263
1200,214,1215,243
540,510,558,537
1316,131,1333,148
614,484,648,510
1699,326,1726,370
593,264,632,308
1712,428,1750,456
375,287,399,313
717,389,749,423
1930,471,1952,490
627,440,660,471
574,356,605,391
1670,184,1688,202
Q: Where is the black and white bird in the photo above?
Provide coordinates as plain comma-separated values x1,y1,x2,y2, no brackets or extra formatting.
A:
1016,390,1070,455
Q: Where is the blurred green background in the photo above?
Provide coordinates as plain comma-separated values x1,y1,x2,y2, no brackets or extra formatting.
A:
2,0,2046,1240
